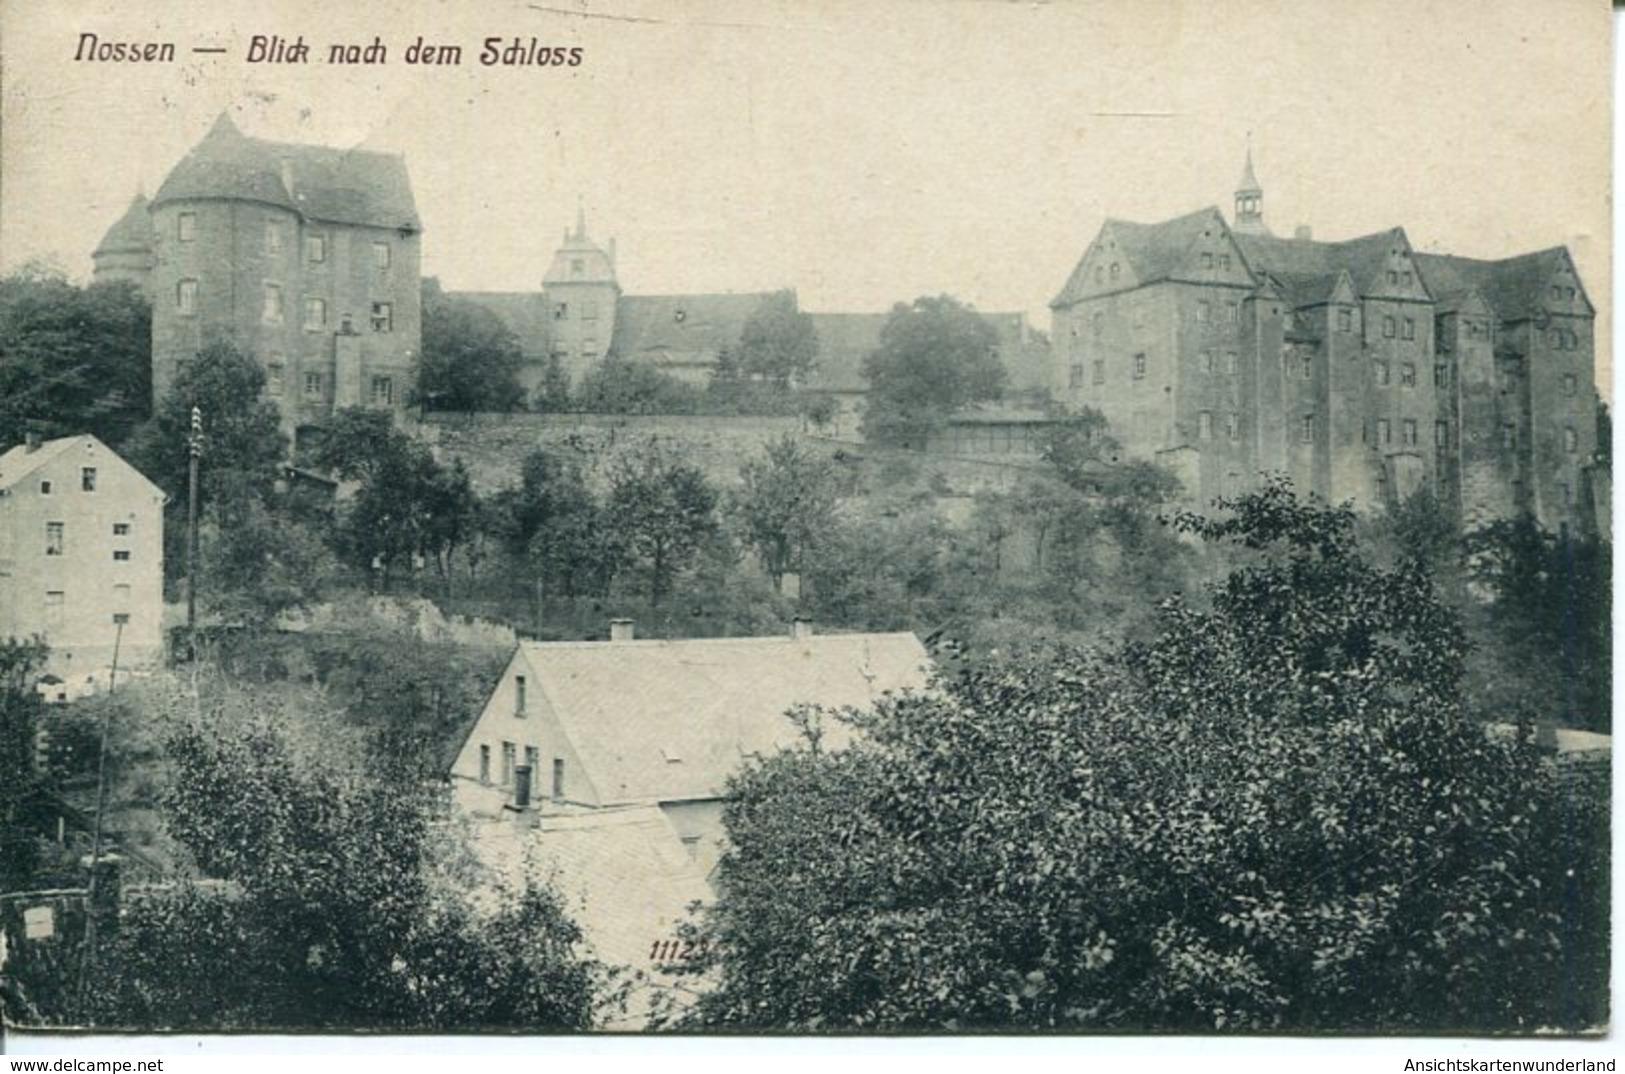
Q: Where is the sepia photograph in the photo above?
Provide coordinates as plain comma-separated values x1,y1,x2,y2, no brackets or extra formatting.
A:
0,0,1612,1049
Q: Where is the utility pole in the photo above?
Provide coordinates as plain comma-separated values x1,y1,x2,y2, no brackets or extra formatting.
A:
75,614,124,1019
185,405,202,642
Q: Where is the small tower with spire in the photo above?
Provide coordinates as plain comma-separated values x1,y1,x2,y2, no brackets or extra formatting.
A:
1233,145,1270,236
541,203,621,384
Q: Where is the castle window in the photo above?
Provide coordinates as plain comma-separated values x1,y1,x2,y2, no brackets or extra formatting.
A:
1387,271,1398,286
371,376,394,406
1550,285,1563,302
1300,355,1312,380
1501,424,1516,449
265,221,282,254
261,282,282,324
113,550,131,562
1196,301,1210,324
1377,418,1391,445
1068,364,1084,389
1563,373,1578,397
1224,351,1238,375
1225,302,1239,324
674,308,687,323
304,372,324,400
1401,271,1413,286
267,363,285,396
1337,308,1353,333
81,467,96,492
177,278,198,316
1564,427,1578,453
1219,254,1231,270
1382,316,1396,338
373,242,391,270
1092,359,1105,386
554,303,568,320
1548,328,1564,349
1132,353,1147,379
177,212,196,242
1109,262,1120,280
1226,412,1240,440
1435,421,1450,448
1402,419,1417,446
370,302,393,333
1434,364,1450,388
1200,350,1214,374
571,258,585,277
1376,362,1390,386
1201,252,1214,270
1401,318,1415,341
1300,414,1315,443
1400,363,1416,388
306,234,326,263
304,298,327,331
45,522,64,556
1198,411,1214,440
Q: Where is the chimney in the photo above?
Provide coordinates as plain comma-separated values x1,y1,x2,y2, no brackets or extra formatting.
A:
1294,224,1313,241
513,765,532,809
278,158,295,196
791,616,813,640
607,237,617,267
609,618,634,642
25,431,41,453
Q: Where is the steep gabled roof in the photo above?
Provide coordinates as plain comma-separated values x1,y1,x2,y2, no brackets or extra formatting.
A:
0,435,162,496
1235,227,1426,307
455,290,553,362
153,112,420,231
94,194,155,256
1416,248,1588,321
1052,208,1232,307
520,632,931,803
610,293,775,365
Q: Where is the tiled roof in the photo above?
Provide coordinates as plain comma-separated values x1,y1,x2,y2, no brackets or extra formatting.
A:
0,435,95,491
804,312,888,392
520,631,931,803
610,293,774,367
94,194,155,255
1416,249,1582,321
455,290,553,362
1109,207,1225,289
1236,227,1423,306
153,113,420,232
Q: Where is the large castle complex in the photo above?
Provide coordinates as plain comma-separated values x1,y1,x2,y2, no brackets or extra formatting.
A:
1051,153,1602,532
94,121,1601,531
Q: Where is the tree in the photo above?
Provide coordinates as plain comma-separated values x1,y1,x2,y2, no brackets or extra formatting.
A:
0,637,49,890
680,480,1601,1032
77,692,611,1030
532,352,573,413
419,279,526,413
734,436,845,591
0,267,151,450
735,290,818,387
860,296,1005,449
605,441,720,604
497,449,611,600
575,356,702,415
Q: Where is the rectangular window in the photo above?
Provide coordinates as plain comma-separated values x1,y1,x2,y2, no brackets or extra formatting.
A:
1435,364,1450,389
112,522,130,536
1501,424,1516,449
1563,373,1578,397
304,372,324,400
1337,308,1353,333
1068,364,1084,389
1564,427,1579,453
370,376,393,406
1198,411,1214,440
178,212,196,242
1225,302,1239,324
525,746,540,785
1377,418,1391,445
45,590,65,628
373,242,391,269
552,758,566,800
177,278,198,315
1091,311,1104,338
1301,414,1315,443
1200,350,1214,374
1092,359,1105,386
553,302,568,320
1402,318,1415,341
267,363,285,397
1224,351,1238,375
1382,316,1396,339
1226,412,1240,441
515,674,527,714
306,234,326,263
1400,363,1416,388
1435,421,1450,448
112,550,131,562
478,745,491,784
1402,419,1417,446
501,742,516,786
1376,362,1390,386
39,480,51,495
1196,301,1211,324
1201,252,1214,270
81,467,96,492
262,282,282,324
1132,353,1147,379
1386,270,1399,286
304,297,327,331
45,521,64,556
1301,355,1312,380
370,301,393,333
265,220,282,254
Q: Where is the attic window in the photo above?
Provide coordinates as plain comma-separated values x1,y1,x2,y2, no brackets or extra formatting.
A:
1202,252,1214,270
514,674,527,715
1337,308,1353,333
674,308,687,323
306,234,326,263
39,480,51,495
571,258,584,277
177,212,196,242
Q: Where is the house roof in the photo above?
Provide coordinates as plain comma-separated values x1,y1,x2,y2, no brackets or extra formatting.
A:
610,293,774,365
1109,207,1225,289
153,112,420,232
542,212,618,287
455,290,554,362
803,312,889,392
518,631,931,803
0,434,163,496
1416,248,1587,321
94,193,155,256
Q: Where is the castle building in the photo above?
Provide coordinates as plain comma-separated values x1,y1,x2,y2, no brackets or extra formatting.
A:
92,114,423,443
1050,152,1602,532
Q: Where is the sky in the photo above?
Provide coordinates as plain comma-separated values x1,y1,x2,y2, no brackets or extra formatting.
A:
0,0,1612,393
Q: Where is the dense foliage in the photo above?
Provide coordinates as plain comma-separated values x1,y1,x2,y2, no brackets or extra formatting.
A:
0,637,50,890
860,296,1005,448
734,435,847,591
605,440,723,604
0,268,151,450
420,280,526,413
679,482,1605,1032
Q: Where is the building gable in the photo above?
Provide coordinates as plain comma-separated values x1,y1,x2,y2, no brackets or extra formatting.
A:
1539,250,1595,318
1165,211,1256,289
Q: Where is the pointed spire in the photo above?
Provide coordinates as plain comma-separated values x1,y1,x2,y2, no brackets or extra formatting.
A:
1233,139,1269,236
206,110,241,140
574,196,587,241
1237,143,1262,196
